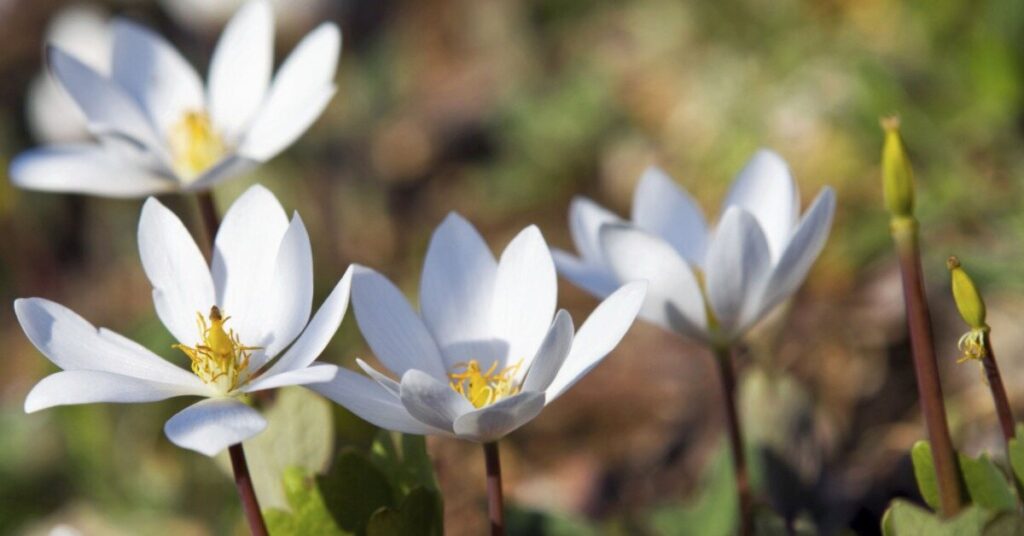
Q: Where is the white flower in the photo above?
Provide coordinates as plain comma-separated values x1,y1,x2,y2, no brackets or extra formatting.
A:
16,185,353,456
160,0,328,37
312,214,646,443
26,4,111,144
11,0,341,198
553,149,836,347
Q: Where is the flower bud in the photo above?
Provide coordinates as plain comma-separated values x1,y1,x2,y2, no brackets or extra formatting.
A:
881,116,915,218
947,256,986,329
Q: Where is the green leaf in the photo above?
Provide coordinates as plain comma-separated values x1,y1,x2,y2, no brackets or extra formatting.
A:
983,511,1024,536
959,452,1016,511
216,387,334,510
366,487,443,536
910,441,941,511
263,467,349,536
369,431,439,493
881,500,988,536
1007,425,1024,491
318,448,396,535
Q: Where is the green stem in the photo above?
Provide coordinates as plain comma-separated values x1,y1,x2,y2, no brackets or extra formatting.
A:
891,218,963,516
713,345,752,536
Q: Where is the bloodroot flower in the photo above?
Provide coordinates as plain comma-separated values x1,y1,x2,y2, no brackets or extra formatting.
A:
554,150,836,347
313,214,647,443
16,185,352,455
11,0,341,197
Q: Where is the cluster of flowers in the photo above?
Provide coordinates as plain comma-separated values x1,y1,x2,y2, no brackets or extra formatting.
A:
10,0,835,531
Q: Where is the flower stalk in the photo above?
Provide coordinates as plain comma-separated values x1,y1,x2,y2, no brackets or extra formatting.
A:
947,256,1015,443
713,345,752,536
483,442,506,536
196,191,221,248
229,443,269,536
883,118,962,517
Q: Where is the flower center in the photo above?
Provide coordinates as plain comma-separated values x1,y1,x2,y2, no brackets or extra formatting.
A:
448,359,522,409
167,111,226,180
173,306,260,393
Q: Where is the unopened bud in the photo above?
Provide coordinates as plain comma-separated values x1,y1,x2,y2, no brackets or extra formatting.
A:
947,256,986,329
881,116,915,218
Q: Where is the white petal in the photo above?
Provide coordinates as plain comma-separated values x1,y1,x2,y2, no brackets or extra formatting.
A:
111,19,205,135
211,184,289,344
355,358,401,397
239,23,340,160
13,298,209,389
755,188,836,321
490,226,557,366
722,149,799,261
310,367,445,435
252,213,314,363
260,267,353,378
242,364,338,392
599,224,707,339
705,207,773,339
546,282,646,402
164,398,267,456
46,46,163,150
351,266,447,379
568,196,622,264
521,310,574,393
207,0,273,142
551,249,619,299
25,370,201,413
11,145,175,197
138,197,216,345
399,369,474,433
452,391,546,442
419,213,500,369
632,166,708,266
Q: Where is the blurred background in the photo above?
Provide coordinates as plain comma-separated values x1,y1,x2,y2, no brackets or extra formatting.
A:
0,0,1023,534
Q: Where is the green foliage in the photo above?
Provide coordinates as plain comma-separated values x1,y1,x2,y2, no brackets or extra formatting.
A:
959,453,1016,511
318,449,397,534
909,440,945,511
369,431,440,494
648,445,738,536
506,507,601,536
881,500,987,536
890,439,1024,533
262,431,444,536
366,487,443,536
264,467,348,536
1007,425,1024,491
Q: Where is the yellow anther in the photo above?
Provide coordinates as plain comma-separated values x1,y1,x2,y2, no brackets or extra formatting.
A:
173,306,260,393
168,111,226,180
957,328,989,364
448,359,522,408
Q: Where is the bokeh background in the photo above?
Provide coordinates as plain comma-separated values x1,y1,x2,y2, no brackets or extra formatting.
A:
1,0,1023,534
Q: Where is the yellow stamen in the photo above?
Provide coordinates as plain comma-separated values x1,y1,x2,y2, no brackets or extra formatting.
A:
173,306,260,393
448,359,522,408
167,111,226,180
956,327,989,364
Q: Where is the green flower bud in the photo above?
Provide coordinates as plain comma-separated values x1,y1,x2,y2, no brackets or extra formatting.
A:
881,116,915,218
947,256,986,329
